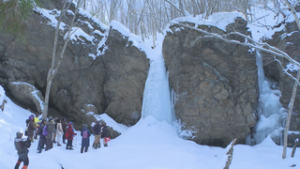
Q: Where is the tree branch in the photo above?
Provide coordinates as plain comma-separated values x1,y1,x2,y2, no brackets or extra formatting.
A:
164,0,186,16
173,22,300,69
274,57,300,86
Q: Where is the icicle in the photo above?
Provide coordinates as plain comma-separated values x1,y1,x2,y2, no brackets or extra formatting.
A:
141,56,174,124
252,51,284,145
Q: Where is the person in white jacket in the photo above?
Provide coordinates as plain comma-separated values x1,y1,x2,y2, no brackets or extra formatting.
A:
56,119,63,146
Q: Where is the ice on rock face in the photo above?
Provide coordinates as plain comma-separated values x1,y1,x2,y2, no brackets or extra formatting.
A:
141,54,174,124
252,51,284,145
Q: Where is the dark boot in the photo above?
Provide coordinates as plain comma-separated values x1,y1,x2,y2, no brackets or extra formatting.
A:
57,143,61,146
37,145,42,153
14,161,21,169
98,143,101,148
66,145,69,149
80,146,84,153
85,147,88,152
104,143,108,147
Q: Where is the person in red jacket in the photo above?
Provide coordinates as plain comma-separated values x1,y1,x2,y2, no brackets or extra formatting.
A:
66,122,76,150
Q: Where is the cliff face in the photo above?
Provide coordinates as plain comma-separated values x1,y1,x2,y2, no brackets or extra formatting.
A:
262,21,300,146
2,1,300,147
162,18,258,147
0,6,149,129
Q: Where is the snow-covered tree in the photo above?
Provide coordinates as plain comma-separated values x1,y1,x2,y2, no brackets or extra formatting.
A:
42,0,83,119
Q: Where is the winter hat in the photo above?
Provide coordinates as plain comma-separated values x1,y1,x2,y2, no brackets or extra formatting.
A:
48,116,53,122
83,124,87,128
69,122,73,125
16,132,23,138
29,115,33,120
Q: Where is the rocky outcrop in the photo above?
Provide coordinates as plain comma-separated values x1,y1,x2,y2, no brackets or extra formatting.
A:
163,18,258,147
102,28,149,125
262,20,300,146
0,5,149,132
8,82,44,114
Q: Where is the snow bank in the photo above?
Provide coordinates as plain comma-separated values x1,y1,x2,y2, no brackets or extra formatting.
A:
110,20,147,53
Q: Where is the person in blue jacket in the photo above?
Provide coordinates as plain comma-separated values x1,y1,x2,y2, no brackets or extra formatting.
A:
80,124,91,153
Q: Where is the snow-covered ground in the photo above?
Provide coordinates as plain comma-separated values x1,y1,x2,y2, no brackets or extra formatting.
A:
0,78,299,169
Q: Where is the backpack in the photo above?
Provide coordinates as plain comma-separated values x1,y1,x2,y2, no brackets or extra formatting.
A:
82,130,88,138
14,140,21,151
14,138,30,152
25,122,30,136
42,125,48,136
102,126,109,136
38,124,44,135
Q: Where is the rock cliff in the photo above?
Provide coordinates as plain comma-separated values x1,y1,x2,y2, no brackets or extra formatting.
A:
262,20,300,146
163,18,258,147
0,5,149,133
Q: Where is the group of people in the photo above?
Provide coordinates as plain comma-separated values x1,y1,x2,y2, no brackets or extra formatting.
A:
14,114,110,169
36,116,68,152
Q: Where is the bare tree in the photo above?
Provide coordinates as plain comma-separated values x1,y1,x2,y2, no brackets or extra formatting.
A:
108,0,122,22
85,0,276,39
281,0,300,159
164,0,187,16
224,138,237,169
0,99,7,111
83,0,86,10
291,138,299,157
42,0,82,119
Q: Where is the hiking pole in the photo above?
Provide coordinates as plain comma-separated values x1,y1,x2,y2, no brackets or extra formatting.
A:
75,135,77,149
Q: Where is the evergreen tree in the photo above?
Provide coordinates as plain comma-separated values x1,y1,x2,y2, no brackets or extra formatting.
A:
0,0,44,38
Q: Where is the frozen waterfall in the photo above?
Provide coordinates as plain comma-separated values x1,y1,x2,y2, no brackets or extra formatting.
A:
141,52,175,124
251,51,285,145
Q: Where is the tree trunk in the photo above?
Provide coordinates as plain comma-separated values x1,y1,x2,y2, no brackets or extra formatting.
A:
282,71,300,159
291,138,299,157
42,76,53,119
41,0,82,120
282,1,300,159
41,0,68,120
224,138,237,169
0,99,7,111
